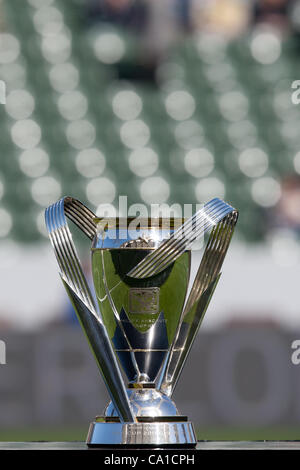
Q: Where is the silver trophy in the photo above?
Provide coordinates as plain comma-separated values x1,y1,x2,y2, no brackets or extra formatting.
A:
45,197,238,447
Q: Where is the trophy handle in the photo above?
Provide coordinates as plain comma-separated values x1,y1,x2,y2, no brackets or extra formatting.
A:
45,197,135,423
45,197,97,311
128,198,234,279
158,210,238,397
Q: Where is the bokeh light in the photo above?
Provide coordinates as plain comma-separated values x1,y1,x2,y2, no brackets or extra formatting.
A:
0,33,20,64
0,62,27,89
140,177,170,203
250,29,281,65
57,90,88,121
86,177,116,205
174,120,205,149
6,89,35,120
41,30,71,64
120,120,150,149
11,119,41,149
251,177,281,207
19,148,50,178
238,148,268,178
219,91,249,121
31,176,61,206
184,148,214,177
195,177,225,202
49,62,79,93
129,147,159,177
93,31,125,64
66,119,96,149
33,6,64,36
165,90,196,121
76,148,106,178
227,120,257,149
112,90,143,121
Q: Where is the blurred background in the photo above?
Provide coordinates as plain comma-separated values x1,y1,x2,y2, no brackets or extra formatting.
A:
1,0,300,441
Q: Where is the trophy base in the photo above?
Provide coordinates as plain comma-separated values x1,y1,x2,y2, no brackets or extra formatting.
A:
86,417,197,448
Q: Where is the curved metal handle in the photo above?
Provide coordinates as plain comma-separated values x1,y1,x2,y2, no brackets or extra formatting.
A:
128,198,235,279
45,197,135,423
157,208,239,396
45,197,97,312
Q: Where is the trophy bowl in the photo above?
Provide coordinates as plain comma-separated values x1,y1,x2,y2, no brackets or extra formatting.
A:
45,197,238,447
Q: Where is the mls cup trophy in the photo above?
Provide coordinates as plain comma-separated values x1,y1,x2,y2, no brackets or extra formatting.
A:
45,197,238,447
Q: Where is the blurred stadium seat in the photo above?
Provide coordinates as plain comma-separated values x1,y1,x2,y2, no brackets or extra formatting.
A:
1,0,300,245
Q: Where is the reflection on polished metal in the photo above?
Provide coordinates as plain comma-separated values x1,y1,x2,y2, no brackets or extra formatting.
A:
87,421,196,447
45,197,238,447
128,198,235,279
45,198,135,423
